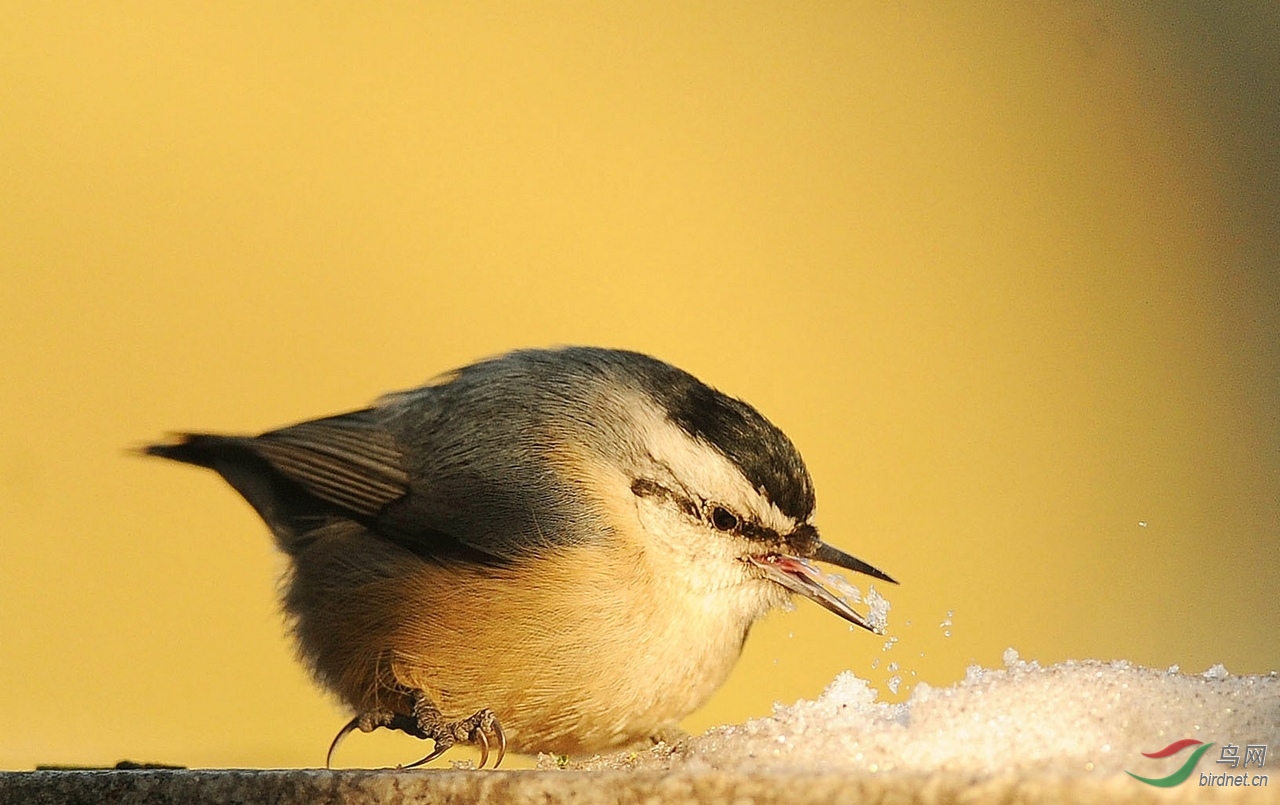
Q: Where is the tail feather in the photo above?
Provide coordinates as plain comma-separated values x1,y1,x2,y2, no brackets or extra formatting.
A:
144,432,322,551
144,433,247,469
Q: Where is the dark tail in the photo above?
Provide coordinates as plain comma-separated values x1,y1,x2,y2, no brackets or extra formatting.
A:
143,433,314,551
143,433,248,468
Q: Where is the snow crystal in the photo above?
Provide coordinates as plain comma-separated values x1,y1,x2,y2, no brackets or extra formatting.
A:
560,652,1279,779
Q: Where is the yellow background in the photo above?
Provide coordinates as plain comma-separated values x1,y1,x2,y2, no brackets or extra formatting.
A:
2,3,1277,769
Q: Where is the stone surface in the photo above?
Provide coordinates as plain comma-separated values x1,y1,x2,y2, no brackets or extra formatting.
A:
7,656,1276,803
2,769,1278,805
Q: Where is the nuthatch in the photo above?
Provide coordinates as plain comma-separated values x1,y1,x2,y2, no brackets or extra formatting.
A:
145,347,895,768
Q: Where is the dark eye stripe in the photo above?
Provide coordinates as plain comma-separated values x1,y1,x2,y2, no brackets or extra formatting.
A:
630,477,698,517
738,520,776,542
632,477,790,543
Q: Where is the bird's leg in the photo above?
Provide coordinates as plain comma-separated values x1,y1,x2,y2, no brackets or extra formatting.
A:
326,688,505,769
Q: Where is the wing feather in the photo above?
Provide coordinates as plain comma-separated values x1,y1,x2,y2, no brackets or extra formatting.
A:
253,411,410,517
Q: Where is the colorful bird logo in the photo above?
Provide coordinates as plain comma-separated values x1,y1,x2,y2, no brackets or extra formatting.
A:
1126,739,1215,787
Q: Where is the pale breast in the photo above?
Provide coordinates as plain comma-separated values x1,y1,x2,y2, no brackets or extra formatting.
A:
384,539,762,754
286,523,773,755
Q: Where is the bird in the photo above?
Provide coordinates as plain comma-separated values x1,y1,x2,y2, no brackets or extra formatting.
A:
144,346,896,768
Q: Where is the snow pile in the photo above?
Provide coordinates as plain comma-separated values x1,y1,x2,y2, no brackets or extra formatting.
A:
564,650,1279,777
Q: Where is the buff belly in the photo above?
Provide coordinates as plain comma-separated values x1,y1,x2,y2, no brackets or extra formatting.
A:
282,520,767,755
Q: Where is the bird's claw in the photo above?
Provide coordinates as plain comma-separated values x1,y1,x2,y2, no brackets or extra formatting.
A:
326,709,399,768
404,708,506,769
326,693,505,770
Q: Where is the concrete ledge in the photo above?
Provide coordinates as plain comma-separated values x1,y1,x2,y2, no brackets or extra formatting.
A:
10,660,1274,802
3,769,1275,805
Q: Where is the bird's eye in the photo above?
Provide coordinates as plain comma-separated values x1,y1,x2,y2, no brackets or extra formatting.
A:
710,506,739,532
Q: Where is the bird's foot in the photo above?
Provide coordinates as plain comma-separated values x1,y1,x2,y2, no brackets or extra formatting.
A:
401,701,505,770
326,689,506,769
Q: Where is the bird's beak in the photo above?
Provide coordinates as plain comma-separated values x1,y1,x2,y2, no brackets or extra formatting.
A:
749,541,897,635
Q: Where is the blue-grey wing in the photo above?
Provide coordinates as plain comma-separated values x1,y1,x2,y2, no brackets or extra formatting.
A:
148,398,582,564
